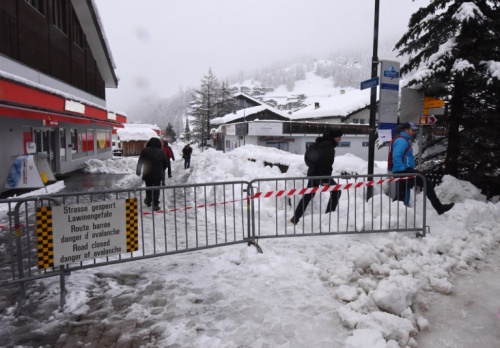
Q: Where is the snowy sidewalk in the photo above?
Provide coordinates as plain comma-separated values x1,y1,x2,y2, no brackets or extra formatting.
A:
418,245,500,347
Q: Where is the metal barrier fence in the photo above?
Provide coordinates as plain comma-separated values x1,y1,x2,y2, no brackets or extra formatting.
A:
0,173,427,313
248,173,427,239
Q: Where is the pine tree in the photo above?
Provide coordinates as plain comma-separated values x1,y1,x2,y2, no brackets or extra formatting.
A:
182,119,191,142
395,0,500,179
188,68,220,145
165,123,177,143
216,81,236,119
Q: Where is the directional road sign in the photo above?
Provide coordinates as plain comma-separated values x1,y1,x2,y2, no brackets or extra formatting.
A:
360,77,379,90
419,116,437,125
423,97,445,109
423,107,445,116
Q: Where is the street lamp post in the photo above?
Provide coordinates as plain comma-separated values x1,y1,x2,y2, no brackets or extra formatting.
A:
367,0,380,200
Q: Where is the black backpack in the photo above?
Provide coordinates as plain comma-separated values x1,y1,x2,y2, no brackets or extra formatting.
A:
305,142,320,168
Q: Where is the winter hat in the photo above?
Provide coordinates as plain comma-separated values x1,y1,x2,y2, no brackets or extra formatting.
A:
326,129,343,138
401,122,418,130
146,137,162,148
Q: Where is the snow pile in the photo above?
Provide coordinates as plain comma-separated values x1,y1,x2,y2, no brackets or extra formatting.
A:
1,144,499,347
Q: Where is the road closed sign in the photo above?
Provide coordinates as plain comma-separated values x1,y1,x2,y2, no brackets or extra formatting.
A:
36,198,138,268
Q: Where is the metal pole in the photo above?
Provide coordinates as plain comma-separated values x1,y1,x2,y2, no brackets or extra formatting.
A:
367,0,380,200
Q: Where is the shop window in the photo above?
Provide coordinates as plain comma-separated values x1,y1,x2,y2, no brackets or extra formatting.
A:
96,130,111,153
23,129,34,154
105,130,111,148
60,129,66,162
86,130,94,153
70,129,78,154
78,132,84,153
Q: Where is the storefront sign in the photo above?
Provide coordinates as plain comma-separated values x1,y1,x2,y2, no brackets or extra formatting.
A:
65,100,85,114
43,119,59,126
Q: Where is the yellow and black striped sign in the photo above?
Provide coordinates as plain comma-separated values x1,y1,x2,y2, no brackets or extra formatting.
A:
36,206,54,269
125,198,139,252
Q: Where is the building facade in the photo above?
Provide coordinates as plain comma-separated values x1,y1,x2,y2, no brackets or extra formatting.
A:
0,0,125,192
213,93,389,161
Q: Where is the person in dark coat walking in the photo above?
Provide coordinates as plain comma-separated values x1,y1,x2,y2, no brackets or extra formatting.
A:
136,137,168,211
162,139,175,178
182,143,193,169
290,129,343,225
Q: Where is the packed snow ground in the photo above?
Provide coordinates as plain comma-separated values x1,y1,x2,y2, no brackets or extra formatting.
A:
1,143,499,347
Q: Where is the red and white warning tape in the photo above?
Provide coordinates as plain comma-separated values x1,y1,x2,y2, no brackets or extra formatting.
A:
251,176,413,199
0,223,24,229
142,176,413,215
142,199,242,215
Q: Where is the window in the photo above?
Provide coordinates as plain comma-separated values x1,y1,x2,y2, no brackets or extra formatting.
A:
70,129,78,154
52,0,67,34
25,0,45,15
71,9,85,48
338,142,351,148
96,130,111,153
362,141,369,147
59,129,66,162
86,130,94,153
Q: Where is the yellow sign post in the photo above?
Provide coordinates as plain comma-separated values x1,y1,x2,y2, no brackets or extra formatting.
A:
423,97,445,109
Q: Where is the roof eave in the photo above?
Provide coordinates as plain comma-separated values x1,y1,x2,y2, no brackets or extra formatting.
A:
71,0,118,88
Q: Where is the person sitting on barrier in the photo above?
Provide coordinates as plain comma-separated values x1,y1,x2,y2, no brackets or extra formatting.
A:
391,122,454,215
136,137,168,211
290,129,343,225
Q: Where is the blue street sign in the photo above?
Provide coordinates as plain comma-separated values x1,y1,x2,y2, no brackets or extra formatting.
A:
383,66,399,79
380,83,399,91
360,77,379,90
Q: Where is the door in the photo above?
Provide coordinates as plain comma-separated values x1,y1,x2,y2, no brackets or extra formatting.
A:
34,129,57,173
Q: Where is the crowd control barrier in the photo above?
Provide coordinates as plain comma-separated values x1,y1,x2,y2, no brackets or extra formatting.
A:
0,173,427,314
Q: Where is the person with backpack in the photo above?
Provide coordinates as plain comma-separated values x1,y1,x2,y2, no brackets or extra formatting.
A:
162,139,175,178
290,129,343,225
136,137,168,211
182,144,193,169
391,122,454,215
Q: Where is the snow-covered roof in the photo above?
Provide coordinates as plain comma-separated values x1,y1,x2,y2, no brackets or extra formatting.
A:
211,105,287,126
232,92,264,106
116,124,160,141
289,88,375,120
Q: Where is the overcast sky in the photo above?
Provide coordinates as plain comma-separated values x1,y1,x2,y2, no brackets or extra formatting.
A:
94,0,430,113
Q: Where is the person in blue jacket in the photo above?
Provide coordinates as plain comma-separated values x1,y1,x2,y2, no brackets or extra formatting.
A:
392,122,454,215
